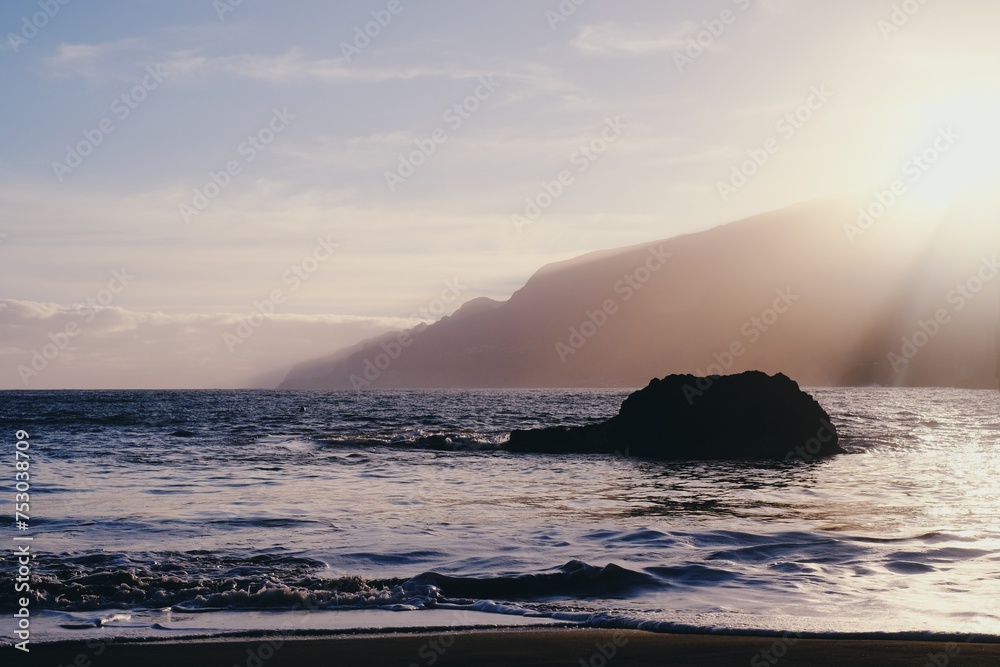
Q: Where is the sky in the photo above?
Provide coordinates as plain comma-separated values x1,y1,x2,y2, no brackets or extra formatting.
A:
1,0,999,389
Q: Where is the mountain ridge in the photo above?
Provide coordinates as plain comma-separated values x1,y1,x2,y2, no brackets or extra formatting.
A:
280,196,1000,390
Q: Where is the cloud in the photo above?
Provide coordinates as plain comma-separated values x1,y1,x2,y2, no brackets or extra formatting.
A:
41,38,475,85
571,21,690,56
40,35,576,101
0,300,419,389
47,38,142,64
0,179,554,323
44,38,148,79
159,48,504,86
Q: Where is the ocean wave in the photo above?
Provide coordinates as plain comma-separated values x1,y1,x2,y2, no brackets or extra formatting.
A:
315,432,503,452
407,561,662,601
58,612,132,629
0,556,672,614
0,551,374,612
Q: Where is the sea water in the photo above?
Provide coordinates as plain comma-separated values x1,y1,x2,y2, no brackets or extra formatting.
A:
1,387,999,643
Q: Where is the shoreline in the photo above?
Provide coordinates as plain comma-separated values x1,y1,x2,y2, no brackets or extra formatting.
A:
10,627,1000,667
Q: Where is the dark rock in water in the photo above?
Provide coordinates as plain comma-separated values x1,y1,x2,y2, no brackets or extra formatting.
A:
506,371,843,461
169,429,196,438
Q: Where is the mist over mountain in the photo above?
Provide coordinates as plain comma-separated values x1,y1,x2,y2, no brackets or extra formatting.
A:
280,197,1000,390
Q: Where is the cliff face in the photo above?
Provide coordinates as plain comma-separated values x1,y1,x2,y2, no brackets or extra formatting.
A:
280,196,1000,389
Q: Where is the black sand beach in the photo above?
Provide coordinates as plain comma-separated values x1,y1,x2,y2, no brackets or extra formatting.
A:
12,629,1000,667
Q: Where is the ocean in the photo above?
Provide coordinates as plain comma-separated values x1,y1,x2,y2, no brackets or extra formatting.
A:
2,387,1000,645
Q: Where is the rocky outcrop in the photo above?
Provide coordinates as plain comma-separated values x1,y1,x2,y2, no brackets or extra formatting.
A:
506,371,843,461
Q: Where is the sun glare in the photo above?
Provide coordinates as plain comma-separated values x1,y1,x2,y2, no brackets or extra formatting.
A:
902,90,1000,209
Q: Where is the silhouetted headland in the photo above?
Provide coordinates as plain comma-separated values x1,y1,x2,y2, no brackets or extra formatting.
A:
506,371,842,460
281,197,1000,391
